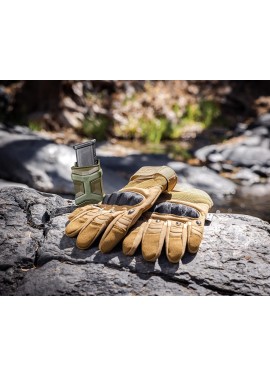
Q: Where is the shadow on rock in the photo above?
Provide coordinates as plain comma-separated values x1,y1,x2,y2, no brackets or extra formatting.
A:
157,252,180,273
59,233,76,250
181,251,197,265
70,245,99,260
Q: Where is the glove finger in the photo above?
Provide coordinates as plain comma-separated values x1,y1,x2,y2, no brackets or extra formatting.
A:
68,205,94,221
99,212,133,253
187,221,204,253
122,220,147,256
65,206,101,237
141,219,167,262
166,221,187,263
76,211,119,249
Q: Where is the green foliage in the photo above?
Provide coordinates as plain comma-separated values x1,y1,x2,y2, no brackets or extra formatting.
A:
200,100,221,128
164,122,184,139
28,122,42,131
184,104,202,123
172,103,180,115
113,100,221,143
141,118,169,144
114,117,141,139
181,100,221,129
82,115,109,141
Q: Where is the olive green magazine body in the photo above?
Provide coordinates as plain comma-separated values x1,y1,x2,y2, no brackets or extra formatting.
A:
71,160,104,205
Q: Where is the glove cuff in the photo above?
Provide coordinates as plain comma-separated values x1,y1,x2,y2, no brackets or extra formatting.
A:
129,166,177,191
171,184,213,208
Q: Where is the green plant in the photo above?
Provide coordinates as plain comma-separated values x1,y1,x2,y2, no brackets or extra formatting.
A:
172,103,180,115
164,122,185,139
199,100,221,128
28,122,42,131
180,100,221,129
82,115,109,141
114,117,142,139
186,103,202,123
141,118,169,144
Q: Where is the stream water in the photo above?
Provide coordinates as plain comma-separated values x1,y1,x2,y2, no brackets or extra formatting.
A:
212,194,270,223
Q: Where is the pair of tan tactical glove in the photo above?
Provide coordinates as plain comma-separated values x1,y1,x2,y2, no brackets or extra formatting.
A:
65,166,213,263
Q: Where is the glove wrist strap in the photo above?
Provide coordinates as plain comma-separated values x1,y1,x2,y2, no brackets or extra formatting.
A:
129,166,177,191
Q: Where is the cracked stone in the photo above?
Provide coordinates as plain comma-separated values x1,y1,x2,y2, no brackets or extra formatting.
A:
1,187,270,295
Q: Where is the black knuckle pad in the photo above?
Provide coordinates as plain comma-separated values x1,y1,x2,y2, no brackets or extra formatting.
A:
102,191,144,206
150,202,199,218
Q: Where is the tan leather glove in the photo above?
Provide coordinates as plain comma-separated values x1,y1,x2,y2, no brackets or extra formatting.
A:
122,183,213,263
65,166,177,252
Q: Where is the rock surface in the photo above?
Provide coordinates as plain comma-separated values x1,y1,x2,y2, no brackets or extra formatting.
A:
167,161,236,197
1,187,270,296
195,113,270,181
0,124,74,194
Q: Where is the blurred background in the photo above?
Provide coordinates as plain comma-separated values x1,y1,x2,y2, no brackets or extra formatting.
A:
0,80,270,222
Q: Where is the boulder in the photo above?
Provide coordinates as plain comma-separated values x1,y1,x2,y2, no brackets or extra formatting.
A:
247,126,269,137
196,143,270,170
0,124,74,194
221,146,270,167
256,113,270,128
0,178,29,189
195,113,270,179
167,162,236,197
1,187,270,296
232,168,261,185
194,144,218,162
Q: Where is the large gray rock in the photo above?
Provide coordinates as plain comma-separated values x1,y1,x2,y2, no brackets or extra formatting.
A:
196,143,270,169
221,146,270,167
0,124,74,194
167,162,236,197
1,187,270,296
15,260,197,296
256,113,270,128
0,178,29,189
195,114,270,178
